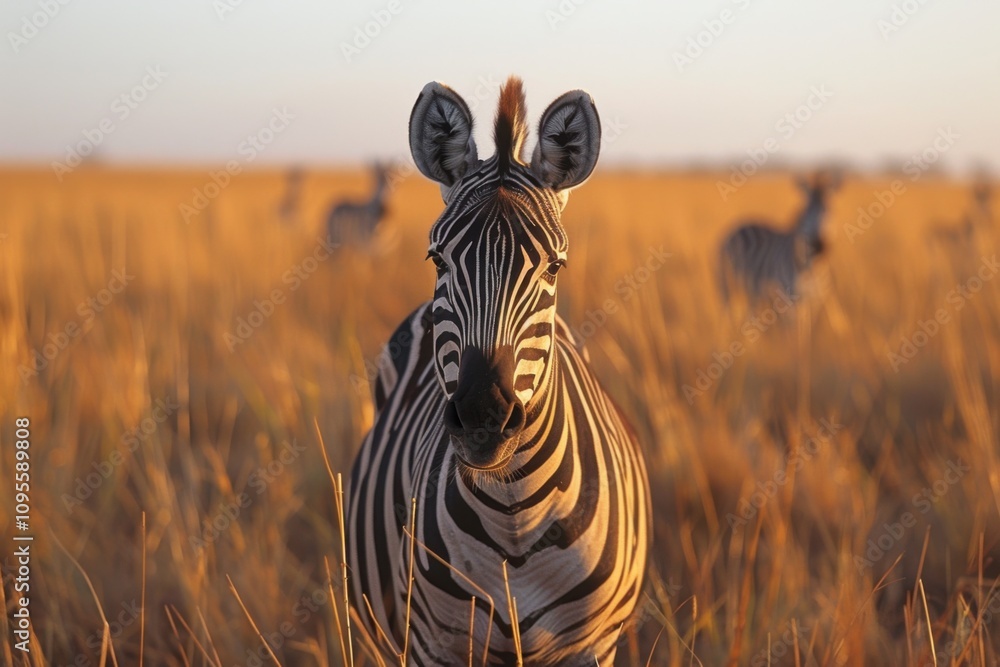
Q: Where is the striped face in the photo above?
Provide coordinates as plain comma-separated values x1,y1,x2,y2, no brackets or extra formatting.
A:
408,76,602,469
428,162,568,409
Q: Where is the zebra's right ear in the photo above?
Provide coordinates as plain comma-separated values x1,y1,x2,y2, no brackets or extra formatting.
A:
531,90,602,192
409,82,478,191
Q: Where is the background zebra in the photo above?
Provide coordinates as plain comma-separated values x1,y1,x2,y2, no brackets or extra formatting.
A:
277,165,304,225
326,162,390,246
928,181,994,266
347,77,651,666
718,173,840,302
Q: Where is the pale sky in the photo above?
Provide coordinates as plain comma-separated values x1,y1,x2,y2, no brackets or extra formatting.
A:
1,0,998,172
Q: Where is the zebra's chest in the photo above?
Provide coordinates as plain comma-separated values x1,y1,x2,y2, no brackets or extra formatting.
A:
410,431,584,565
406,431,608,611
407,479,606,664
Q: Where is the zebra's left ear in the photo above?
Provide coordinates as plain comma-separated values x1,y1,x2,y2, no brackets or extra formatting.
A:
409,82,479,192
531,90,602,192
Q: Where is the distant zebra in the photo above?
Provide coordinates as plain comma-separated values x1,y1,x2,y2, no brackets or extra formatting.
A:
347,77,651,666
326,163,389,245
277,166,304,225
718,174,839,301
929,181,993,259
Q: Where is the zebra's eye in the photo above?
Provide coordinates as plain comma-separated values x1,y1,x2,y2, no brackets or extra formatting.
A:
545,259,566,278
426,251,448,274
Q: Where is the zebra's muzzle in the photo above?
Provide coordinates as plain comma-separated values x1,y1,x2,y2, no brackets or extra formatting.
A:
443,346,525,469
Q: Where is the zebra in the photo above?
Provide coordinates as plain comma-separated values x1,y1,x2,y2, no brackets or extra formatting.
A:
326,162,390,245
347,77,651,666
277,165,304,225
718,173,839,302
928,181,993,265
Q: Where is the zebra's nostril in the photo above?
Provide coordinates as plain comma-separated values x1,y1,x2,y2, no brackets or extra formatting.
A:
504,402,525,435
443,401,464,434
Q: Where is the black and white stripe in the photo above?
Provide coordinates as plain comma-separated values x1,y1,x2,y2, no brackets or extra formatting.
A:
347,77,651,666
718,175,837,301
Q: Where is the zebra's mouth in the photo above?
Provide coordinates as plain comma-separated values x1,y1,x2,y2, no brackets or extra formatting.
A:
454,449,516,472
450,433,518,472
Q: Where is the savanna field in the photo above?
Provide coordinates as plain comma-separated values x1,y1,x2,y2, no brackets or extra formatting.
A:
1,165,999,666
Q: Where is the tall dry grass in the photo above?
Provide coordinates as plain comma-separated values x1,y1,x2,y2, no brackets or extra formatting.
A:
1,165,998,666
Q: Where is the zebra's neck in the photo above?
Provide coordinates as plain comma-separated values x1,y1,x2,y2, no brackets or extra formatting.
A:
795,197,825,242
516,347,561,457
369,176,387,210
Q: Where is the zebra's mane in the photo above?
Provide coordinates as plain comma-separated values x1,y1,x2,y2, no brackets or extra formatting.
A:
493,76,528,176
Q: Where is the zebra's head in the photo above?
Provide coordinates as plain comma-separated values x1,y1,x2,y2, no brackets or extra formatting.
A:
794,173,840,265
372,161,390,193
408,76,601,471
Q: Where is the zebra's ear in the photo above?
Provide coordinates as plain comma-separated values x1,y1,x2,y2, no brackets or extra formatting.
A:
409,82,478,190
531,90,602,192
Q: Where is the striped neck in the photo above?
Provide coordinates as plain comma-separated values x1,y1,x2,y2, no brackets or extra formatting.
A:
796,196,825,241
512,344,561,465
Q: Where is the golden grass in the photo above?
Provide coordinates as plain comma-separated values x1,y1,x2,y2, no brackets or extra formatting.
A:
1,164,998,665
